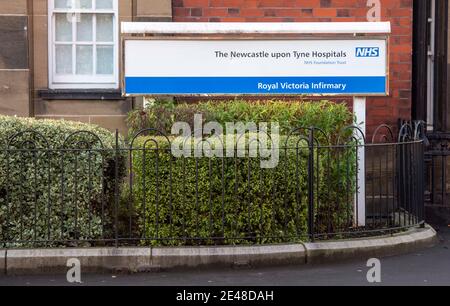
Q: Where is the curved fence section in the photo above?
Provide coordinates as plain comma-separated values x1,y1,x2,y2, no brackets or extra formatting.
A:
0,124,425,248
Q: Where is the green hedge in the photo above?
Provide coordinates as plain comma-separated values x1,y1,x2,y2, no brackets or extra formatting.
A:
126,100,353,138
126,100,356,245
0,100,356,247
129,134,356,246
0,116,125,246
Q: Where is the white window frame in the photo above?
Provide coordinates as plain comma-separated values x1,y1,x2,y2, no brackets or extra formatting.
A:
48,0,119,89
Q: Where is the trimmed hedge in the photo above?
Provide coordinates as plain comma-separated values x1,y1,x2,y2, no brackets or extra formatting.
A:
126,100,356,245
129,135,356,246
126,100,353,138
0,116,125,246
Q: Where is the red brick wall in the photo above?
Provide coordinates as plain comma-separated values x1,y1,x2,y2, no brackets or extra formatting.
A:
172,0,413,136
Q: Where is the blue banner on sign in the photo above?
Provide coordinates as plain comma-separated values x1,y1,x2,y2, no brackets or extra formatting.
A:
124,76,386,95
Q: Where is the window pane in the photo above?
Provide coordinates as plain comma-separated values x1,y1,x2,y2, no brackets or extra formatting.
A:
96,0,113,9
55,0,72,9
96,46,113,74
76,45,93,75
56,45,72,74
55,14,73,42
96,14,113,42
77,14,92,41
75,0,92,9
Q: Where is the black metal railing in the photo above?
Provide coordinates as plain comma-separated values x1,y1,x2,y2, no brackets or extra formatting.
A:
425,133,450,207
0,124,425,248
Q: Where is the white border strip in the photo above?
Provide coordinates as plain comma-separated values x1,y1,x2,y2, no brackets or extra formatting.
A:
121,22,391,35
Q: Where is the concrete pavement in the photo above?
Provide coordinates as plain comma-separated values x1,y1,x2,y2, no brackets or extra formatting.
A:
0,227,449,286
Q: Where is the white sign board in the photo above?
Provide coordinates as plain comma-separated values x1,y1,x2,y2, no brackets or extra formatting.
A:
124,39,388,96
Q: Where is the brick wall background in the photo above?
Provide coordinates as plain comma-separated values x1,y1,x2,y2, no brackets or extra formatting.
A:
172,0,413,136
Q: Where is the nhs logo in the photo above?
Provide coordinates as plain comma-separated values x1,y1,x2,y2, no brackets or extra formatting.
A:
355,47,380,57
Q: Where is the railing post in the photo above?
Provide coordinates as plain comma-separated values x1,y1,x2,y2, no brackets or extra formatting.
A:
418,140,426,225
353,96,366,227
4,148,10,248
308,128,315,242
114,129,119,248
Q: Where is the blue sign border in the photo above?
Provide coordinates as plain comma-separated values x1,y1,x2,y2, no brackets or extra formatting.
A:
125,76,387,95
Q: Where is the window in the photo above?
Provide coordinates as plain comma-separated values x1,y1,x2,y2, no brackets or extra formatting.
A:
48,0,118,89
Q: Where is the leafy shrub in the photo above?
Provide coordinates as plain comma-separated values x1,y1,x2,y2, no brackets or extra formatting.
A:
129,133,356,246
199,100,353,137
126,100,353,138
125,100,356,245
0,116,125,247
